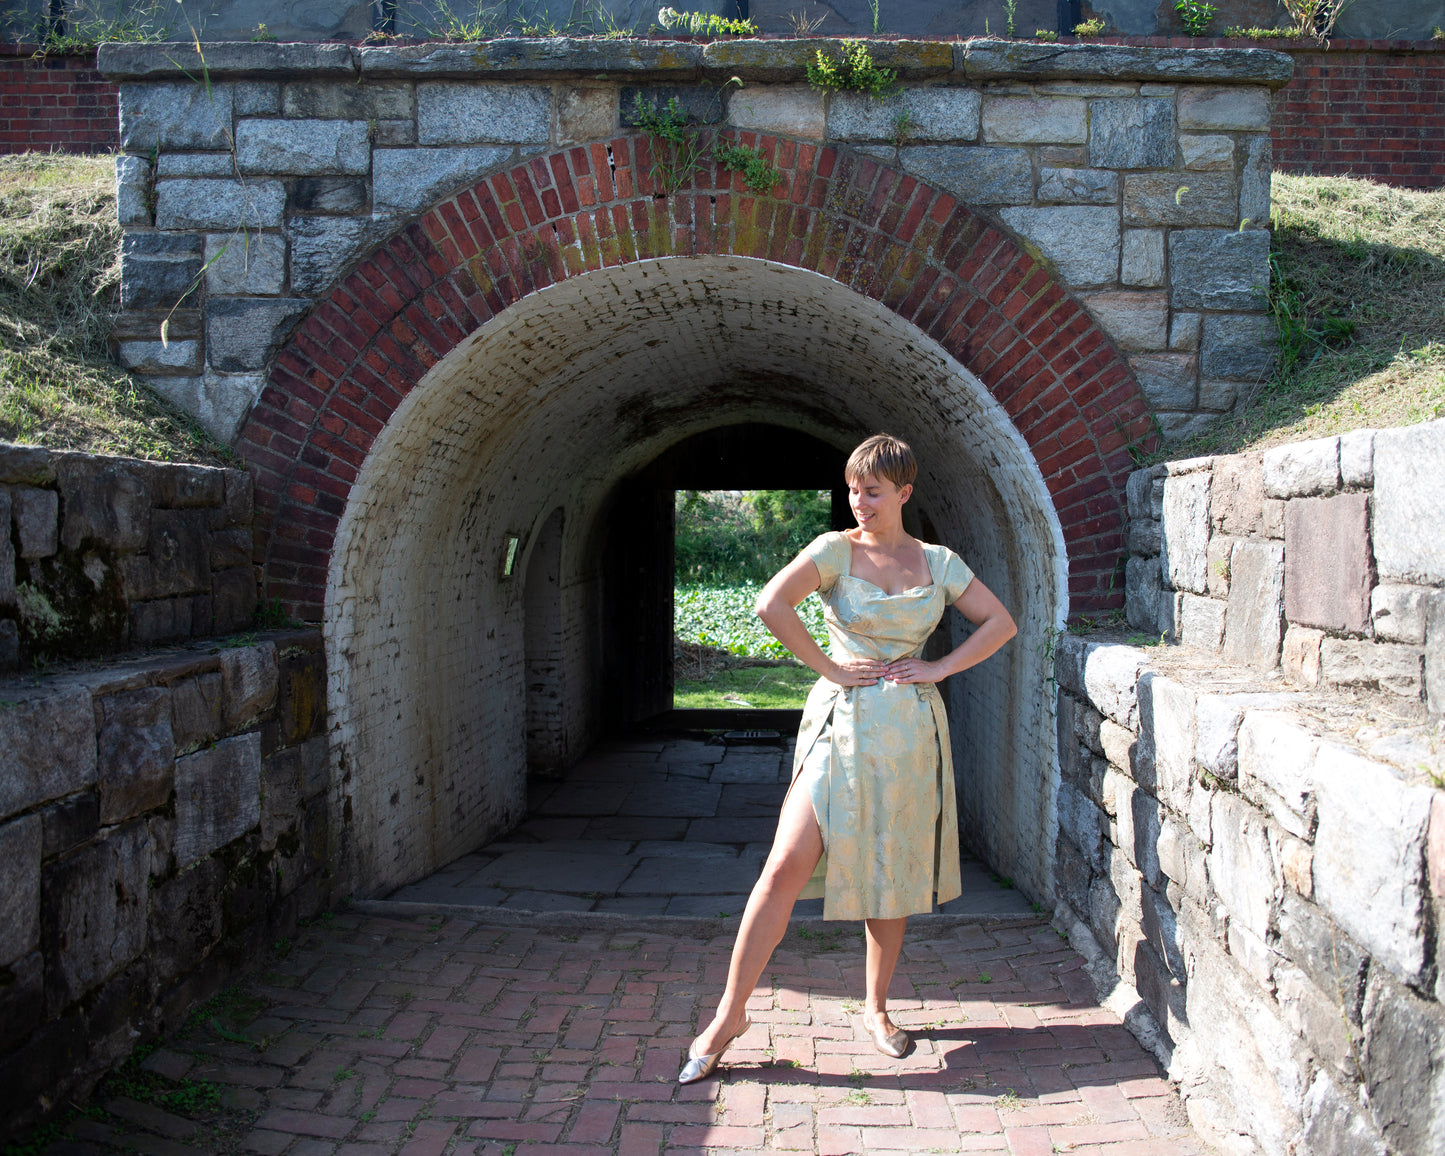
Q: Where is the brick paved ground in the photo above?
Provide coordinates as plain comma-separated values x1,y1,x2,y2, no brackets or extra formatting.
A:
36,910,1208,1156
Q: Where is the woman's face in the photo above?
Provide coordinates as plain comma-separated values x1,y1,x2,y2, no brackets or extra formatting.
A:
848,472,912,532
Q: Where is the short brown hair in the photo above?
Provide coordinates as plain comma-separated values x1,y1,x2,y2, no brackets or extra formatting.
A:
845,434,917,489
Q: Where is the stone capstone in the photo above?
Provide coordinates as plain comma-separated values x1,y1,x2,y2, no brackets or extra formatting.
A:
1088,98,1174,169
418,82,552,145
900,146,1032,206
1284,492,1372,634
1339,428,1374,487
119,232,203,311
1082,643,1148,729
1313,744,1434,984
236,118,371,176
1373,419,1445,584
372,146,514,216
1263,436,1341,498
1161,469,1210,594
40,821,150,1014
1136,673,1196,812
1237,710,1318,839
206,298,310,372
1169,229,1270,310
174,732,263,867
96,687,175,824
829,88,980,142
1223,539,1285,669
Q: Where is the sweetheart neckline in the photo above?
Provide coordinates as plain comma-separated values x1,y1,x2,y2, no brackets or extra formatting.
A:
839,572,937,598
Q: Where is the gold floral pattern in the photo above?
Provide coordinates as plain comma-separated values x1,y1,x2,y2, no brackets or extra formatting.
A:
790,532,974,921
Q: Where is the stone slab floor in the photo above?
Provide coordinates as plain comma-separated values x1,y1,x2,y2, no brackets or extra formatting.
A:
35,910,1208,1156
387,732,1035,920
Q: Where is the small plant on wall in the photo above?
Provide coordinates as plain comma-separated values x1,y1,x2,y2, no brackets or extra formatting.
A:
805,41,898,100
1175,0,1216,36
714,142,783,195
1073,17,1105,36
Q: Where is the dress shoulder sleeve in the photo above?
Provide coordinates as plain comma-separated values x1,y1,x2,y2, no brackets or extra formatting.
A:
800,532,848,594
937,546,976,604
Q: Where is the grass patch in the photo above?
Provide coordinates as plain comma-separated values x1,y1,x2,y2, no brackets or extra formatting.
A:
674,660,816,709
1159,172,1445,461
0,153,230,465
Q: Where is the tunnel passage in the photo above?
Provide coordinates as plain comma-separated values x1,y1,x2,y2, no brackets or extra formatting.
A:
239,141,1159,902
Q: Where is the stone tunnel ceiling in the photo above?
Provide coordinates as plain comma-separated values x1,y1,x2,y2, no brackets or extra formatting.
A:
327,255,1066,898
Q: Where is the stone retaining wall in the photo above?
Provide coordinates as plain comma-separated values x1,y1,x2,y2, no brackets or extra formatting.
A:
1,443,257,671
1124,418,1445,717
98,38,1289,447
0,628,335,1138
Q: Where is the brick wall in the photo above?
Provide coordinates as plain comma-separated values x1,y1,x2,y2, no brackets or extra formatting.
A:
0,45,116,154
11,40,1441,187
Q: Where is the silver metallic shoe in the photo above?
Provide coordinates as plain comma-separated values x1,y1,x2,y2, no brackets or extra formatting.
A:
678,1017,752,1084
864,1015,910,1058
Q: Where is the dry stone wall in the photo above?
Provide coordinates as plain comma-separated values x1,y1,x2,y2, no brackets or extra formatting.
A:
0,627,336,1138
1053,418,1445,1155
0,443,257,671
99,38,1290,447
1125,418,1445,717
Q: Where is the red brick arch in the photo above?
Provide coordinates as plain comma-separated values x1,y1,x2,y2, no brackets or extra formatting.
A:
238,133,1158,622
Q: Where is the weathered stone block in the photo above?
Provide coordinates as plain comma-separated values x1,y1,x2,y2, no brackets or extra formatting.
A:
0,950,42,1050
1196,379,1239,413
1209,455,1263,537
119,232,203,311
1194,691,1291,782
1370,583,1432,644
1136,673,1196,812
1178,133,1233,171
0,813,41,965
1205,536,1232,598
156,152,235,177
1036,167,1118,205
1284,493,1372,634
149,508,212,598
901,146,1032,206
119,81,233,150
1239,135,1271,229
282,80,412,120
12,487,59,560
418,82,551,145
1000,206,1120,287
1129,352,1196,410
1082,643,1148,729
206,298,309,373
143,371,265,445
117,339,202,375
235,118,371,176
1427,595,1445,718
41,792,98,859
114,154,151,226
1078,289,1167,351
1282,624,1323,688
1373,419,1445,584
1177,86,1271,131
1125,554,1163,634
278,647,326,746
288,214,388,294
1127,517,1160,557
145,856,224,989
1276,891,1367,1016
558,87,616,144
1161,470,1210,594
221,642,278,729
174,732,262,867
1277,964,1361,1078
1169,229,1270,310
1339,428,1374,488
1169,311,1200,352
1125,465,1162,522
1361,965,1445,1153
1120,228,1164,287
155,179,287,231
830,88,978,142
1314,743,1434,984
1057,781,1107,873
212,566,258,635
171,672,223,755
96,687,175,824
372,146,514,216
1263,435,1341,498
1208,791,1278,938
1237,711,1318,839
1320,638,1423,699
1200,313,1275,381
0,685,98,816
981,96,1086,143
41,821,150,1013
1124,172,1236,228
727,85,824,139
1089,98,1174,168
204,232,286,296
288,177,368,215
1300,1071,1388,1156
1223,540,1285,669
1177,593,1225,650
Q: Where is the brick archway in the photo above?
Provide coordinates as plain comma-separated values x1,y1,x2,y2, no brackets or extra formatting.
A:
238,133,1156,623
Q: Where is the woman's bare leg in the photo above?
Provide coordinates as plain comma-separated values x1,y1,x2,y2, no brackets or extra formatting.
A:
863,916,907,1036
690,783,824,1055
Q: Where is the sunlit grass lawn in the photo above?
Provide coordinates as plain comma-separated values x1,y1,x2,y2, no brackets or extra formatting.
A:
673,662,817,709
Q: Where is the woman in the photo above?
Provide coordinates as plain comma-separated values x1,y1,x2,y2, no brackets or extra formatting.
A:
679,433,1017,1083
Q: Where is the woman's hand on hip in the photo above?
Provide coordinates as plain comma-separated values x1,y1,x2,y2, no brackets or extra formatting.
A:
881,657,939,684
825,658,885,687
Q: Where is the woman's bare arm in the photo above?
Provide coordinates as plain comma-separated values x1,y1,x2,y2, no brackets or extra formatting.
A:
883,577,1017,684
755,555,884,687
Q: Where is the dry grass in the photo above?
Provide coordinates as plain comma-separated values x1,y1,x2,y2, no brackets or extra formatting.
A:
1161,172,1445,460
0,152,228,465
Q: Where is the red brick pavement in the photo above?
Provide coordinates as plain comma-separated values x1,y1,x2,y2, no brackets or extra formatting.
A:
38,913,1207,1155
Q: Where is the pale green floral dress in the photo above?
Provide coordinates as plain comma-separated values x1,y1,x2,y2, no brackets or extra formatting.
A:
791,531,974,921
